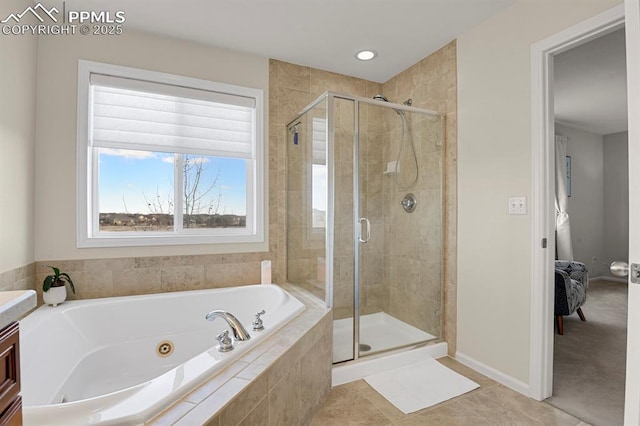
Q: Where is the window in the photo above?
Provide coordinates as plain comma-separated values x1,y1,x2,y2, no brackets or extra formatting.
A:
311,117,327,229
77,61,264,247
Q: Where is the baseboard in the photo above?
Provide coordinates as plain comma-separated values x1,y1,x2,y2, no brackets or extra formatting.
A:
454,351,530,396
590,276,628,284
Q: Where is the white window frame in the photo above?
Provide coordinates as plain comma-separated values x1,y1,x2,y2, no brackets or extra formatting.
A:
76,60,265,248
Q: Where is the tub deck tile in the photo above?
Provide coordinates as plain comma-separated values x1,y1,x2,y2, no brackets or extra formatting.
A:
235,345,282,382
237,338,277,364
184,360,250,405
147,401,195,426
174,378,249,426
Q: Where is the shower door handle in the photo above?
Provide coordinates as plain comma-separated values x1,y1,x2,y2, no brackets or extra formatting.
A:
358,218,370,243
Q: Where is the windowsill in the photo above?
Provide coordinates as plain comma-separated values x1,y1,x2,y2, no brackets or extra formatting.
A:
77,234,266,250
77,234,265,248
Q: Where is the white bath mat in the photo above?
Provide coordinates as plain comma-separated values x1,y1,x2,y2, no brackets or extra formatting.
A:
364,358,479,414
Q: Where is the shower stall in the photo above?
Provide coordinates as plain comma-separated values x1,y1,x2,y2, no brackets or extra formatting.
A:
286,92,444,364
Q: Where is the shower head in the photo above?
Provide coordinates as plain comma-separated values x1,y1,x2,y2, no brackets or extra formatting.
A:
373,94,403,115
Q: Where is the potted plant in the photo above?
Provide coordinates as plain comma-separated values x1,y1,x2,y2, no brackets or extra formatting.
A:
42,266,75,307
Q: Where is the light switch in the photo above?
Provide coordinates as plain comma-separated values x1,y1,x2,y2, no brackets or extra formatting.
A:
508,197,527,215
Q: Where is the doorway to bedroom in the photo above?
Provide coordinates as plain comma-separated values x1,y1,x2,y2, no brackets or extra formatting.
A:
544,21,629,426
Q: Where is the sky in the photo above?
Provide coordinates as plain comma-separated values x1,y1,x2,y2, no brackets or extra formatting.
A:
98,149,247,216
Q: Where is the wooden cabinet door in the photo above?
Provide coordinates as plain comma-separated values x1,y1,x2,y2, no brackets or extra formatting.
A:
0,322,20,425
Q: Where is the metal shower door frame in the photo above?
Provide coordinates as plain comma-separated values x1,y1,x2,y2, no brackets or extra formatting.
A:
287,91,442,364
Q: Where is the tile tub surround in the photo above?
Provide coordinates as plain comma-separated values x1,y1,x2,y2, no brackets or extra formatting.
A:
148,284,332,426
0,263,36,293
33,253,272,302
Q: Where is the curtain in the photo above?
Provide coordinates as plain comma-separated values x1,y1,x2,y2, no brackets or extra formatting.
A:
555,136,574,260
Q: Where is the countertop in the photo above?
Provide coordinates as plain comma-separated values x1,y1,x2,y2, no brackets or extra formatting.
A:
0,290,36,330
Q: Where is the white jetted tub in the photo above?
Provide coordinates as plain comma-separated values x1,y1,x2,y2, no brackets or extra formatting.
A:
19,284,305,425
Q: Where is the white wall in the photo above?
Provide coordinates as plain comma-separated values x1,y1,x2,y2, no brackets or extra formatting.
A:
34,31,269,261
457,0,622,385
556,123,605,277
0,0,37,273
603,131,629,274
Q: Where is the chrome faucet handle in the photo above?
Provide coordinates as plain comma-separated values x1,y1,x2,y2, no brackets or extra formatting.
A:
216,330,234,352
252,310,266,331
205,310,251,341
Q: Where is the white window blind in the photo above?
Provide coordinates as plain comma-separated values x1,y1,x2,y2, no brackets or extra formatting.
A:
312,117,327,165
90,74,256,159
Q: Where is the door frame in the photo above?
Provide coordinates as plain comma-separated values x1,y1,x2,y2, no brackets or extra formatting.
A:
529,4,625,401
623,0,640,422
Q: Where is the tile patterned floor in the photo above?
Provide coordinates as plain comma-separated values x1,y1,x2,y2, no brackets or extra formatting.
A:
312,357,589,426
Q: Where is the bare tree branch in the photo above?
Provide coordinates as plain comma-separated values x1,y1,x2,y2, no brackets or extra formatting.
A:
110,154,226,231
183,155,222,228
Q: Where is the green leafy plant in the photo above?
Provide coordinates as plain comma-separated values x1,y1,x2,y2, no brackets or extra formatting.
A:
43,266,76,294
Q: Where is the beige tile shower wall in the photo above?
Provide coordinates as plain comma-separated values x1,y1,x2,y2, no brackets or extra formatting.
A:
274,49,456,331
382,41,457,354
270,60,381,319
381,113,444,336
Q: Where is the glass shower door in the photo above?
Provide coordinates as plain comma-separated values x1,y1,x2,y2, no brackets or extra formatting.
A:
287,93,444,365
356,102,444,358
286,100,328,302
286,94,357,364
331,96,356,363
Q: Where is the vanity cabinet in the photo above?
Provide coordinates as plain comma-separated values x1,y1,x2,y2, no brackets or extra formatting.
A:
0,322,21,425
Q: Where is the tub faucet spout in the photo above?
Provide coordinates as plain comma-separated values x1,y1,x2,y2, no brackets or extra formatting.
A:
205,310,251,341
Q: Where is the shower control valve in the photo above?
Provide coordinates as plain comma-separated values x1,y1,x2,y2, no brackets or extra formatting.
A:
252,310,266,331
216,330,234,352
400,193,417,213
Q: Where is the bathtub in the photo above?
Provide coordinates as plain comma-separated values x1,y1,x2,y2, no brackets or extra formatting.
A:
19,284,305,425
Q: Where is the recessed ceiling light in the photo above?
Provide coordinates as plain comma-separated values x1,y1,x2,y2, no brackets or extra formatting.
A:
355,50,377,61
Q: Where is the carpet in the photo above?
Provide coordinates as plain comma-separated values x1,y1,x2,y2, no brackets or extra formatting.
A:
364,358,479,414
546,279,627,426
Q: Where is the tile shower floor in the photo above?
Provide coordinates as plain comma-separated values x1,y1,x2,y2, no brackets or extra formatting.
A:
333,312,436,363
312,357,589,425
